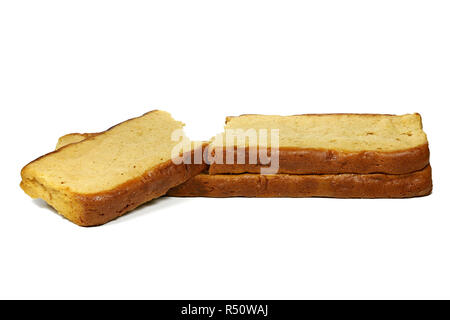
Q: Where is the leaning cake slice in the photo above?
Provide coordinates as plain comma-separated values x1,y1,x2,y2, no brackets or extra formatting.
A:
21,110,206,226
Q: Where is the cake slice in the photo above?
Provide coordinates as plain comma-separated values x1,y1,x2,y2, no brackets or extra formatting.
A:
209,113,430,175
167,166,432,198
21,110,206,226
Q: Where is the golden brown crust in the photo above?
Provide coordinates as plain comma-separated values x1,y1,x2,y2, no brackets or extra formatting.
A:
168,165,432,198
209,144,430,175
21,146,207,226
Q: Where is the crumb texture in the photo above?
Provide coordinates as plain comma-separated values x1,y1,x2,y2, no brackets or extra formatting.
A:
214,113,427,152
23,110,187,194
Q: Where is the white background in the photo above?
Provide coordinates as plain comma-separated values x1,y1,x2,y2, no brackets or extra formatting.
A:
1,0,449,299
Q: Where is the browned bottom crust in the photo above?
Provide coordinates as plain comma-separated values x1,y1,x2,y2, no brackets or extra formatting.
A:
209,144,430,175
21,148,207,227
168,165,432,198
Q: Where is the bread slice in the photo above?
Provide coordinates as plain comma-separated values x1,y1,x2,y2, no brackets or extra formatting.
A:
209,113,430,175
21,110,207,226
167,166,432,198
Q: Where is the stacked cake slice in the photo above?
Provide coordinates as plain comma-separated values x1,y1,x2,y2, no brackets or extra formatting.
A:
168,113,432,198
